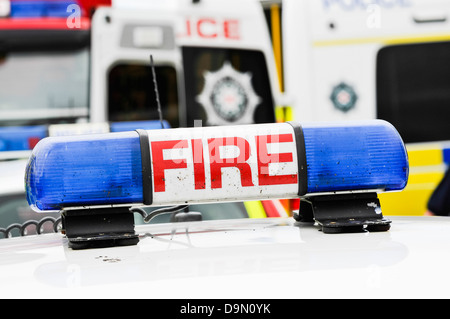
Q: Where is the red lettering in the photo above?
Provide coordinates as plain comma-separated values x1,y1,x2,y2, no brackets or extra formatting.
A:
178,18,241,40
150,133,296,193
185,19,191,36
208,137,254,189
197,18,217,38
177,19,192,37
151,140,188,192
224,19,239,39
191,138,206,190
256,134,298,186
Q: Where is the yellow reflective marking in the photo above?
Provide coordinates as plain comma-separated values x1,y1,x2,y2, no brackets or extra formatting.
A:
381,170,445,216
275,106,285,123
408,172,444,185
380,189,434,216
244,201,267,219
270,3,283,92
381,141,448,216
284,106,294,122
407,147,443,167
274,105,294,123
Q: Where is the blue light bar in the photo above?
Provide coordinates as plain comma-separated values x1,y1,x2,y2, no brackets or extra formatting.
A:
302,121,408,194
10,0,79,18
110,120,170,132
0,125,47,151
26,131,143,211
25,120,409,212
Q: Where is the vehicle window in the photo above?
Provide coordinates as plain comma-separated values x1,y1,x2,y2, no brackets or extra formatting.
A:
182,47,275,126
377,42,450,143
0,49,89,126
108,64,179,128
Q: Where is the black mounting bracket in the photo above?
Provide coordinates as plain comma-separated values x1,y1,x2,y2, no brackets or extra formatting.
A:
293,192,391,233
60,205,204,249
61,207,139,250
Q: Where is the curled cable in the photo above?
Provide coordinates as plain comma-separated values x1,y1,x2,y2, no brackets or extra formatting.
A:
1,205,192,239
131,205,189,223
20,220,39,236
0,217,62,239
37,216,62,234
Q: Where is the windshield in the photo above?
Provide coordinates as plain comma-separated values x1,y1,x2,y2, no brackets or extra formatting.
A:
0,49,89,126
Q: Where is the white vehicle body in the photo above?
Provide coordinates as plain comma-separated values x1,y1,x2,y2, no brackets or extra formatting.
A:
0,159,26,196
282,0,450,216
1,216,450,299
283,0,450,122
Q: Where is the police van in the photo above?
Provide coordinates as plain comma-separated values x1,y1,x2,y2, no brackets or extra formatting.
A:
281,0,450,216
89,0,280,128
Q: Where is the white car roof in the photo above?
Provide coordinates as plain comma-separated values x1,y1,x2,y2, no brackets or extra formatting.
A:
0,215,449,299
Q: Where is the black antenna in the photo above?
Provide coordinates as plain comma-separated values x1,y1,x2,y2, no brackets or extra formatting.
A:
150,55,164,129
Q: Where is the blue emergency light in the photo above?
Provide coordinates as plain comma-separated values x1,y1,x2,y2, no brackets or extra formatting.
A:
24,120,408,246
302,121,408,193
10,0,80,18
110,120,170,132
26,131,143,210
0,120,168,155
0,125,47,152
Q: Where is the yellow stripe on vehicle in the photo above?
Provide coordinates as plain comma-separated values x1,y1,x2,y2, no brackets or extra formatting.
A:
382,145,446,216
380,188,436,216
381,170,444,216
274,105,294,123
407,145,443,167
270,3,283,92
275,105,285,123
407,171,445,185
284,106,294,122
244,201,267,219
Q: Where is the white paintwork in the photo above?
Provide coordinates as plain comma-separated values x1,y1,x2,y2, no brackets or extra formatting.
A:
0,159,27,195
283,0,450,122
0,216,449,298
